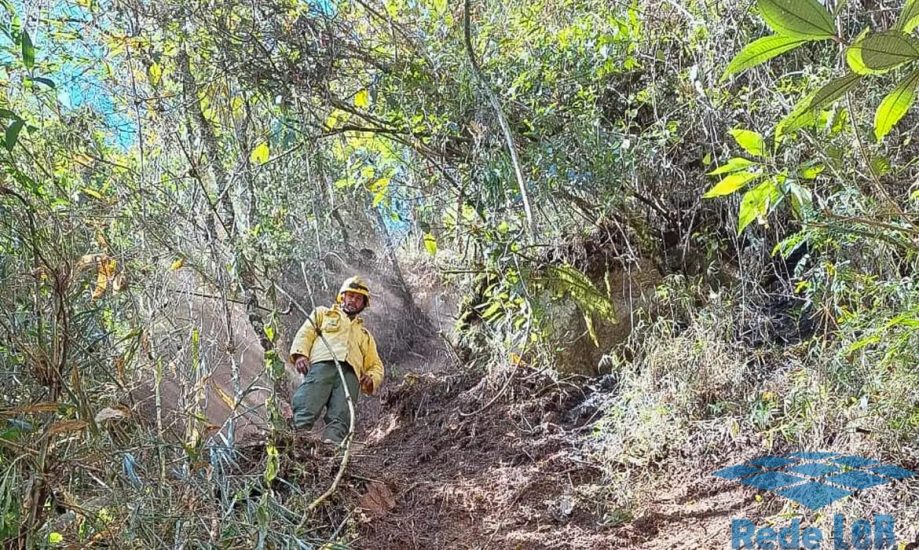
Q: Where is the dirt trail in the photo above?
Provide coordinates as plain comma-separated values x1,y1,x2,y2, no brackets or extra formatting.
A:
621,477,758,549
343,340,919,550
342,335,764,549
349,344,613,549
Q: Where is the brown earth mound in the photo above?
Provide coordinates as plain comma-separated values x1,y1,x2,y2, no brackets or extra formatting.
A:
346,361,626,549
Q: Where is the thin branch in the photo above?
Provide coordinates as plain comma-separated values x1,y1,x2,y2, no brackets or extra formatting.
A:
463,0,535,241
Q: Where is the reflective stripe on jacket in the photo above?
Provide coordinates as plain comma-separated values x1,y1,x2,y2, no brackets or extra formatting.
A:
289,305,384,394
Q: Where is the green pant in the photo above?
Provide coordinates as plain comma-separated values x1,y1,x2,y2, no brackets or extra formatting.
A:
291,361,359,443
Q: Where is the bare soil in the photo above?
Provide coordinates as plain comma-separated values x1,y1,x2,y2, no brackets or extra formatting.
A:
341,342,762,549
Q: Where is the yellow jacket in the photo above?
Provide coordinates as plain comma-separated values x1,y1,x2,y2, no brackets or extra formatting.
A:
289,305,384,394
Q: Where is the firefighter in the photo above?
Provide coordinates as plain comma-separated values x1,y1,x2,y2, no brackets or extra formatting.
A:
289,276,384,444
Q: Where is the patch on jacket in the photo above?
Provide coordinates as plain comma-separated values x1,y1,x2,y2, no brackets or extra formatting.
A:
322,313,342,332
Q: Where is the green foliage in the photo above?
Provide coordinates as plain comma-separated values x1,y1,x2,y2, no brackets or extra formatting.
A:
729,128,767,158
703,171,762,198
704,129,775,200
264,444,279,483
250,142,270,164
777,72,862,137
874,68,919,140
757,0,836,39
737,177,782,232
3,119,23,152
721,35,808,80
5,0,919,543
847,31,919,75
727,1,919,150
720,0,837,80
0,462,19,540
899,0,919,32
707,157,755,175
708,0,919,259
423,233,437,256
30,76,54,89
20,29,34,69
545,264,616,347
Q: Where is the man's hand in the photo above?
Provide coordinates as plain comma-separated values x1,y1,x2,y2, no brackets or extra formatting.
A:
360,374,374,394
294,356,310,375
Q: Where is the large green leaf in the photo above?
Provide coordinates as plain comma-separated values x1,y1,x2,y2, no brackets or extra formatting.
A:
721,35,809,80
809,72,862,109
704,171,762,198
874,68,919,141
847,31,919,75
4,120,23,151
898,0,919,33
777,72,862,136
737,178,782,233
798,163,824,180
757,0,836,40
708,157,756,175
729,129,767,158
21,29,33,69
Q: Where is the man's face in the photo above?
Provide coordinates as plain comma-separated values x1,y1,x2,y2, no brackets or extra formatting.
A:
340,291,366,314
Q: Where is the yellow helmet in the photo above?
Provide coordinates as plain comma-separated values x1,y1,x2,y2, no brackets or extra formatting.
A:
337,276,371,307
